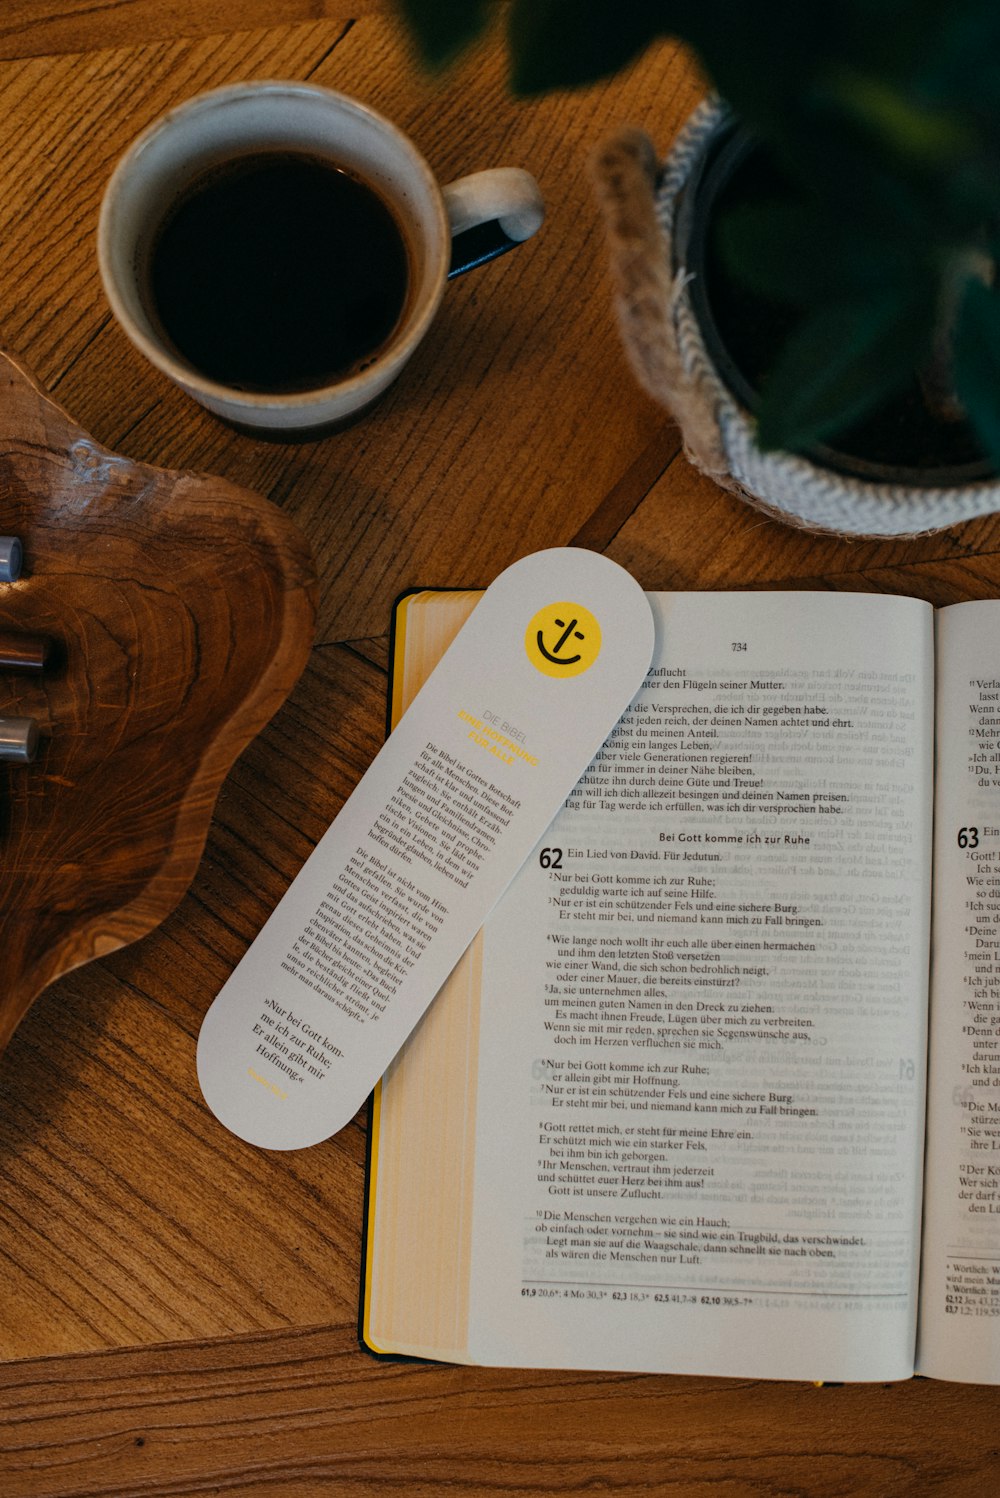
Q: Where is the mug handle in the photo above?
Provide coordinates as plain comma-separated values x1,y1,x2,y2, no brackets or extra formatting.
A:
443,168,545,278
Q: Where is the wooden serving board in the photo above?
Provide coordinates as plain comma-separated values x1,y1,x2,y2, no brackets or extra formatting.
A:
0,347,316,1049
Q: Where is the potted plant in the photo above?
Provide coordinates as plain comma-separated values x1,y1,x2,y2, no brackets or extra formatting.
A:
395,1,1000,536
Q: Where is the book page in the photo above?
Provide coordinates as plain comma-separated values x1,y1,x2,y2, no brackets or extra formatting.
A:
465,592,933,1382
918,599,1000,1383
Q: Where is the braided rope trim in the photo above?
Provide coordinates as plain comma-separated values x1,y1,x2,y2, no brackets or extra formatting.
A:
655,100,1000,538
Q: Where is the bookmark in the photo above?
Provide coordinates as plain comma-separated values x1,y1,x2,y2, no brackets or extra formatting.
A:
197,548,654,1149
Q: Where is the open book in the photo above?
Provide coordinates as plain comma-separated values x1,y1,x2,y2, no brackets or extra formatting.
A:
362,588,1000,1384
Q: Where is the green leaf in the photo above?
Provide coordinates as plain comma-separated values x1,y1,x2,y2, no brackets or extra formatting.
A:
394,0,492,70
953,277,1000,470
754,291,933,453
684,4,842,139
717,198,920,309
507,0,680,95
824,71,974,165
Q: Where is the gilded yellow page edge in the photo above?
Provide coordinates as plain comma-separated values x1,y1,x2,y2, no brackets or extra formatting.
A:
362,590,484,1359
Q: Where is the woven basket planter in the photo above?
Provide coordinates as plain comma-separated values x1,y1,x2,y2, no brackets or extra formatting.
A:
593,98,1000,538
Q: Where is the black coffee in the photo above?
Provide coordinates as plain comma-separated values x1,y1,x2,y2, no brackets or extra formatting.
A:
146,152,411,393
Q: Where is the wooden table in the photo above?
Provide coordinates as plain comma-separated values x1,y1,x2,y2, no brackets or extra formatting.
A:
1,5,998,1493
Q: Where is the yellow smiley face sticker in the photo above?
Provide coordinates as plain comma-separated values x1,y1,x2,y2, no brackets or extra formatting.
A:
525,601,602,678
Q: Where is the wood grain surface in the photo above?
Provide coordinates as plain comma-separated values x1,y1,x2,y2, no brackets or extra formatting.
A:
0,349,316,1048
0,1,384,60
1,6,1000,1495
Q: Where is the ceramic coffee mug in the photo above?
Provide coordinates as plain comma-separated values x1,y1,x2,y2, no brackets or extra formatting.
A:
97,81,545,434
